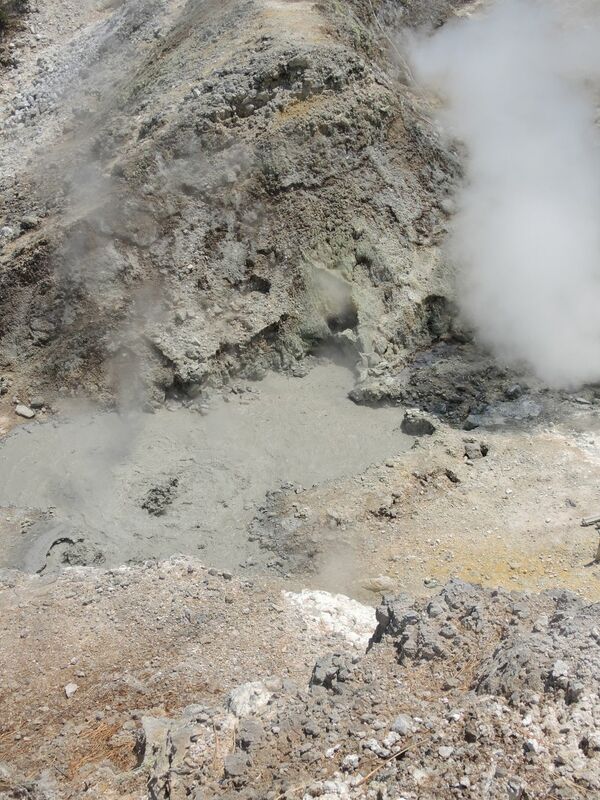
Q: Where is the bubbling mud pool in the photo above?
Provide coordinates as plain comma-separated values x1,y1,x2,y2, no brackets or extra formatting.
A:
0,363,410,576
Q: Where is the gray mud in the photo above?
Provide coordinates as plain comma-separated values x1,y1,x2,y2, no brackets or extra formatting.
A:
0,364,409,573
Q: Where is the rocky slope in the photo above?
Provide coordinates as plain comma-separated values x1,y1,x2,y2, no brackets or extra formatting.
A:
0,0,467,410
2,564,599,799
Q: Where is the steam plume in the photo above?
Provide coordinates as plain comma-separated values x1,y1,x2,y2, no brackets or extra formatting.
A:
408,0,600,387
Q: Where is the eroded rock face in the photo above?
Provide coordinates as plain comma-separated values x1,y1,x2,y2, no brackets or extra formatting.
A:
0,0,461,404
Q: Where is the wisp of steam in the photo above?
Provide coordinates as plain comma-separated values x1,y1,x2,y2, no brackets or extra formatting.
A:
408,0,600,387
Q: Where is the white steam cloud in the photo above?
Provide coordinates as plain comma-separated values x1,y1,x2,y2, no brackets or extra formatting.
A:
409,0,600,387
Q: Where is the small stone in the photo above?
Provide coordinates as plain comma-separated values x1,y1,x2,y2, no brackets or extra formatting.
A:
427,601,444,618
401,410,436,437
342,753,360,771
463,414,480,430
445,468,460,484
391,714,413,736
464,725,478,742
438,746,454,759
383,731,400,748
439,623,458,639
238,719,263,751
29,397,46,410
227,681,272,717
551,660,569,679
15,404,35,419
505,384,523,399
223,753,249,778
464,442,484,460
303,721,320,738
566,680,585,703
64,683,78,699
20,215,40,231
532,615,548,633
362,575,395,593
365,737,390,757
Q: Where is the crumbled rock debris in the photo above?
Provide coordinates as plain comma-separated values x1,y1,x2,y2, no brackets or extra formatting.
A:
4,568,596,799
141,477,179,516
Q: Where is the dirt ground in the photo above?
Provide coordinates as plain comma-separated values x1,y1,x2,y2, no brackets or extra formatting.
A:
0,558,361,798
253,405,600,602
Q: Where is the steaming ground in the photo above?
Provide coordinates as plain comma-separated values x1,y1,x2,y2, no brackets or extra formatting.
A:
0,363,409,577
4,2,600,797
409,0,600,386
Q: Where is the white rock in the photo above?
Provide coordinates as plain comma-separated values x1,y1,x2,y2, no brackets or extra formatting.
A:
383,730,400,748
412,768,430,784
365,737,389,757
391,714,414,735
64,683,78,699
284,589,375,649
342,753,360,771
226,681,271,717
15,404,35,419
321,779,350,796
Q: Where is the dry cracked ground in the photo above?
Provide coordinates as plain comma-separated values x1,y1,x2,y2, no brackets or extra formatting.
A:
1,1,600,799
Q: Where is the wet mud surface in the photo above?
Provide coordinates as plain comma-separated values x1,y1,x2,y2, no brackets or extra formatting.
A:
0,363,410,574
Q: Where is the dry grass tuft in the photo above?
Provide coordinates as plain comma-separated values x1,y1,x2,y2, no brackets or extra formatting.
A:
67,721,139,779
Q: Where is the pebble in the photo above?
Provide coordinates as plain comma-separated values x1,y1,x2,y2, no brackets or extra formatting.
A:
64,683,78,699
391,714,414,736
505,384,523,399
362,574,395,592
223,753,248,777
20,215,39,230
342,754,360,771
364,737,389,757
401,409,436,436
15,404,35,419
